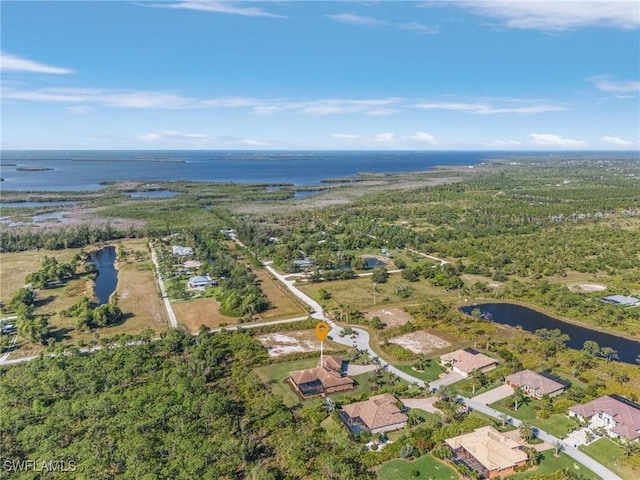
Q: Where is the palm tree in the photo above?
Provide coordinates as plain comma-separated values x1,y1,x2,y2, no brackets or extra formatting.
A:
513,386,525,411
519,421,535,443
524,446,542,466
554,440,563,456
623,442,638,459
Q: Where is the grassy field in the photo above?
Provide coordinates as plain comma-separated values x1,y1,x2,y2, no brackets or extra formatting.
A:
2,239,172,358
298,274,460,314
376,454,458,480
0,246,84,305
172,297,237,332
489,400,579,438
507,451,599,480
580,438,640,480
251,267,309,320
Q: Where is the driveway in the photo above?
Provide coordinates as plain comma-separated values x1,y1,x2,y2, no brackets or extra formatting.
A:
565,427,590,448
471,384,514,405
429,371,464,391
401,397,442,414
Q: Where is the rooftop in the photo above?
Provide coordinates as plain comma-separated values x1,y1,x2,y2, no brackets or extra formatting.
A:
342,394,408,431
445,426,527,472
569,395,640,441
505,370,567,396
601,295,640,306
440,349,497,374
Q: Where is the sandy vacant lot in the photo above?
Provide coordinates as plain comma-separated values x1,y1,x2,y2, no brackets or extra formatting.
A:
568,283,607,293
389,330,451,355
364,307,415,328
257,330,322,357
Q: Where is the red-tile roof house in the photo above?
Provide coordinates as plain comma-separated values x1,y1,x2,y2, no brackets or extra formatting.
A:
569,396,640,442
289,355,354,398
341,394,408,434
505,370,567,399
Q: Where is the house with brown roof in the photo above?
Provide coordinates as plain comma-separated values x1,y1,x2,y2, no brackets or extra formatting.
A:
340,393,408,434
445,426,528,479
440,348,498,377
288,355,354,398
568,395,640,442
505,370,567,399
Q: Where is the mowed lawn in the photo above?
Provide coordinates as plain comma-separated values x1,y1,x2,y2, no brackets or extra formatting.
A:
376,454,458,480
394,362,445,383
489,400,578,438
507,451,599,480
580,438,640,480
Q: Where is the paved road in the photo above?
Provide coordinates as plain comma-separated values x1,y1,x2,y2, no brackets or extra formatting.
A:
149,243,178,328
461,396,621,480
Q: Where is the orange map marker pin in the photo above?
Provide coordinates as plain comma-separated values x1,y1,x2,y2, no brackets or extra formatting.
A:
315,321,330,342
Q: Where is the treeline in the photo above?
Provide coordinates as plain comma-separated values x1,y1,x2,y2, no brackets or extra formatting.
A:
0,330,374,479
0,224,136,252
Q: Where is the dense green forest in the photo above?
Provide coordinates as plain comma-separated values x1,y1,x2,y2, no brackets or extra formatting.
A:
0,331,374,479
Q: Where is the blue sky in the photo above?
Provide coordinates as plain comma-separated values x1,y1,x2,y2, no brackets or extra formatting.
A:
1,0,639,150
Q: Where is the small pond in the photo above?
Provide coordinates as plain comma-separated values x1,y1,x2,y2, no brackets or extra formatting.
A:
460,303,640,364
364,257,387,269
91,246,118,305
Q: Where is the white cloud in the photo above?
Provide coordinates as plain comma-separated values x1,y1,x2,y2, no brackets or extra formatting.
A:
333,133,358,139
374,132,395,143
2,87,194,108
589,75,640,93
139,130,208,142
415,101,567,114
601,135,633,146
327,13,384,26
1,87,405,117
487,139,524,147
1,52,74,74
530,133,585,147
327,12,436,33
296,98,402,116
155,1,286,18
68,105,90,115
409,132,439,145
457,1,640,31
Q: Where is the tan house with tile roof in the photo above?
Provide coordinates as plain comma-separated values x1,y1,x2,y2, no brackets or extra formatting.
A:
289,355,354,398
569,395,640,442
445,426,528,479
440,349,498,377
505,370,567,399
341,394,408,434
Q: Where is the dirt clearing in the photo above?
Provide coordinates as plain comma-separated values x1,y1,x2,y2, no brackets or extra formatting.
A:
256,330,343,357
364,307,415,328
568,283,607,293
389,331,451,355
